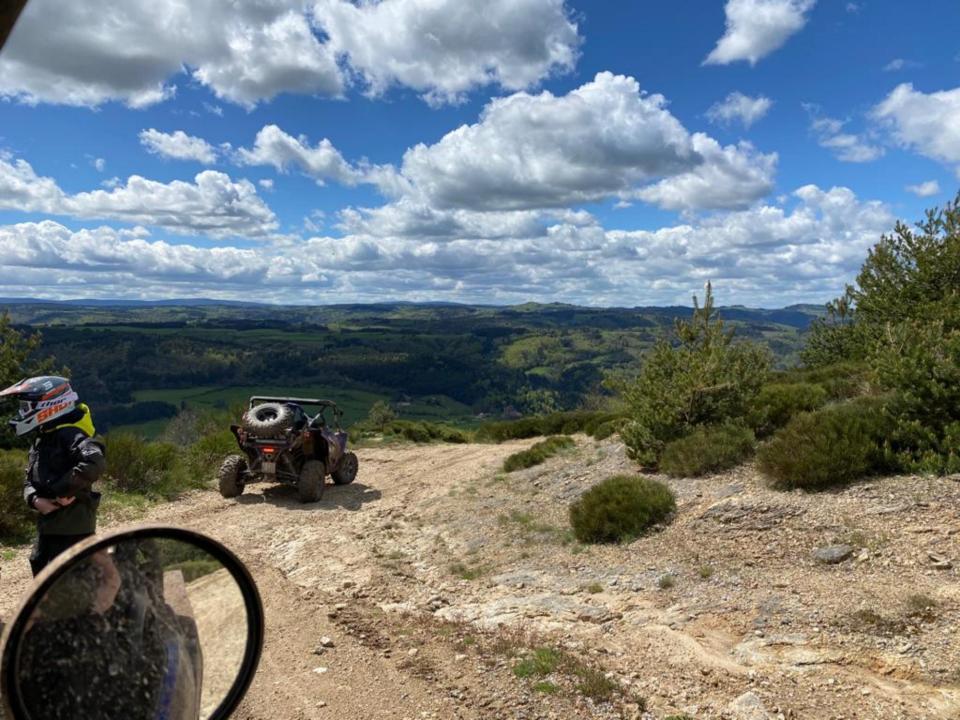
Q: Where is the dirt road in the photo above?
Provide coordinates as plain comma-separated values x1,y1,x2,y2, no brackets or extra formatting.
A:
2,438,959,719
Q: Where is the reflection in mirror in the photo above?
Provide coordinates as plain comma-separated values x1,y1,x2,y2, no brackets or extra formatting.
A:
14,537,247,720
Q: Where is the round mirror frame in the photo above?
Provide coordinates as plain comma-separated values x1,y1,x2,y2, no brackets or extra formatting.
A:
0,525,265,720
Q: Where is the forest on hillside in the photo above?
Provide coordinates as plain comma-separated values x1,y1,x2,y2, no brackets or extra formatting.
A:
2,302,819,434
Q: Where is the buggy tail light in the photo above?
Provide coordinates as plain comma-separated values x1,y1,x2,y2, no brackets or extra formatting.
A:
262,446,277,455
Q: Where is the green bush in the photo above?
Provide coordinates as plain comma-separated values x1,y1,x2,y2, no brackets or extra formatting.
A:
615,284,770,467
798,196,960,476
367,400,397,430
758,397,892,490
747,382,829,438
591,418,626,441
569,474,675,544
660,424,755,477
182,429,238,487
0,449,33,542
352,419,470,444
872,321,960,474
774,362,870,400
476,411,615,443
103,432,180,496
503,436,575,472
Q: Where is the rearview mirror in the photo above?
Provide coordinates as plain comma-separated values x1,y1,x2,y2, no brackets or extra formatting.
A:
1,526,264,720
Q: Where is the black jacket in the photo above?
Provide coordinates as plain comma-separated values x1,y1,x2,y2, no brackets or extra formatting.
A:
22,406,105,535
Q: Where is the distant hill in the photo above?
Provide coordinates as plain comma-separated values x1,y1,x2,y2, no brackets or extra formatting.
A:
0,298,825,329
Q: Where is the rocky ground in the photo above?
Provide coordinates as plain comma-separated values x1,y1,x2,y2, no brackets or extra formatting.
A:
2,436,959,719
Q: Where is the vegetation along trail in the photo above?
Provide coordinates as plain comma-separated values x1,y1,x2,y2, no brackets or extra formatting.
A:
2,437,958,719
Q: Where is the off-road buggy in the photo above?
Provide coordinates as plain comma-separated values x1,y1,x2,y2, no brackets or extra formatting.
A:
217,396,359,503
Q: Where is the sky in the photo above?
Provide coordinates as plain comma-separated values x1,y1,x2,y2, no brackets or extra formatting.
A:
0,0,958,307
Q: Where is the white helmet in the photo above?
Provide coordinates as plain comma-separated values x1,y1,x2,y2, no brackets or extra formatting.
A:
0,376,79,436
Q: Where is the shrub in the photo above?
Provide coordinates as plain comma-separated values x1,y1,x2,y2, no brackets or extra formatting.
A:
590,417,626,441
476,411,615,443
799,195,960,476
747,382,829,438
569,474,675,544
659,423,755,477
0,449,32,542
758,397,892,490
103,432,180,496
614,284,770,467
872,321,960,474
181,429,238,488
352,420,470,444
503,436,574,472
366,400,397,431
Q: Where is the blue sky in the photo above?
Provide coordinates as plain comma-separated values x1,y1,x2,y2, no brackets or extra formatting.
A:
0,0,957,306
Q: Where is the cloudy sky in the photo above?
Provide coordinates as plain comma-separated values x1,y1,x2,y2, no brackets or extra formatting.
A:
0,0,957,307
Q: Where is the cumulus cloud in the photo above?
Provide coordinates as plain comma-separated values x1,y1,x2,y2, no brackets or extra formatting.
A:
0,1,342,109
905,180,941,198
0,156,277,238
705,0,816,66
633,135,777,212
140,129,218,164
805,108,884,163
313,0,580,105
393,72,776,212
873,83,960,175
707,92,773,128
235,124,363,186
0,0,581,108
0,184,892,306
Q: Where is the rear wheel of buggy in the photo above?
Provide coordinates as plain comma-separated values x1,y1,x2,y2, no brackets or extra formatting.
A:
218,454,247,498
298,459,326,503
332,451,358,485
241,402,295,439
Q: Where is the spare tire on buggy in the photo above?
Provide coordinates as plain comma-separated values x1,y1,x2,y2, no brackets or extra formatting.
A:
241,402,295,439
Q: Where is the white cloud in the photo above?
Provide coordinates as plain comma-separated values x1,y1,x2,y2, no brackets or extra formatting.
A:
0,156,277,239
0,0,581,109
905,180,941,198
633,135,777,212
258,178,274,190
883,58,921,72
705,0,816,66
140,129,218,164
313,0,580,105
873,83,960,175
392,72,776,212
93,158,106,172
707,92,773,127
191,9,342,108
0,185,893,306
806,109,884,163
0,0,342,108
235,124,363,186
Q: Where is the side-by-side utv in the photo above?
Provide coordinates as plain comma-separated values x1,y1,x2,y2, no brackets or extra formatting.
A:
217,397,359,503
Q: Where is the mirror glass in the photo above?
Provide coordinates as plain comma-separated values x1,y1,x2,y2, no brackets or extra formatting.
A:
12,536,247,720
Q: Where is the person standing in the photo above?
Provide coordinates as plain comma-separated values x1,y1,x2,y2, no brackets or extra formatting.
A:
1,376,106,575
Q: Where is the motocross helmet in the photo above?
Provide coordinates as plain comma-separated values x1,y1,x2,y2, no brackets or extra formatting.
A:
0,376,79,436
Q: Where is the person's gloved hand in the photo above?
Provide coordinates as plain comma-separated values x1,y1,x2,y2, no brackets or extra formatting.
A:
33,496,75,514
